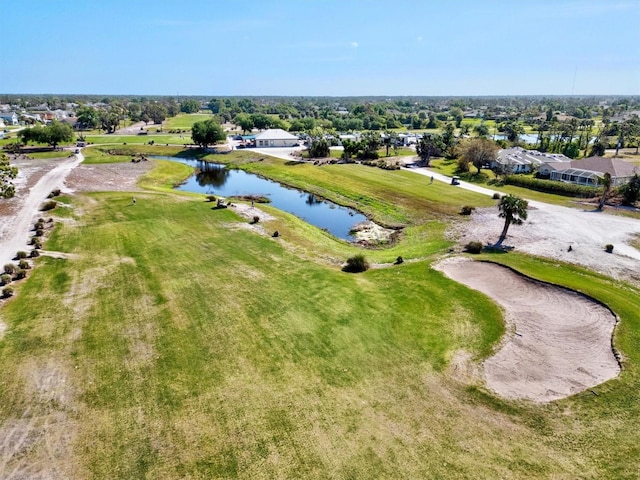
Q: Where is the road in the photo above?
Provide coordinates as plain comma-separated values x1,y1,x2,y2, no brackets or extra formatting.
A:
0,150,84,268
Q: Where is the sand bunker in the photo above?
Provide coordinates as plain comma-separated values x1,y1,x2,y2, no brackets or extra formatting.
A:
436,257,620,403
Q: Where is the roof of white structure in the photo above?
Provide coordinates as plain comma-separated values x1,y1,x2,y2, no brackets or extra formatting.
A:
497,147,572,166
254,129,299,140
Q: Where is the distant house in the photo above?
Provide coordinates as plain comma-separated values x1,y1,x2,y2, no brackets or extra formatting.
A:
549,157,639,187
494,147,571,174
254,129,299,148
0,112,19,125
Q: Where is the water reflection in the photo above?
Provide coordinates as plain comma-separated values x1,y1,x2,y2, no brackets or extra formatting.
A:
154,156,368,241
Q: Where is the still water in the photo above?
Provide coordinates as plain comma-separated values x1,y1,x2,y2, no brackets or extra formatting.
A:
157,157,368,241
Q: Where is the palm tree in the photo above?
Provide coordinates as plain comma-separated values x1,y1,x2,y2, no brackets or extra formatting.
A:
597,172,612,211
496,194,528,246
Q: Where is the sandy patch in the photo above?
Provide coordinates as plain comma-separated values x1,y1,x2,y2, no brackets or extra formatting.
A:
350,221,397,245
435,257,620,403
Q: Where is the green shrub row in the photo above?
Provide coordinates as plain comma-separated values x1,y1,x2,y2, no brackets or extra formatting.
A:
503,175,601,197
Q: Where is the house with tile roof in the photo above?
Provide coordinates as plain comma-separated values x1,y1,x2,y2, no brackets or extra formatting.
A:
548,157,639,186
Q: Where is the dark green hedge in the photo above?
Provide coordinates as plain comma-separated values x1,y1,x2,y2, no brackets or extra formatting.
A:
503,175,601,197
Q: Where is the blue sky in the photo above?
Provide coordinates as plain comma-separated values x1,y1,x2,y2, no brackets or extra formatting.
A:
1,0,638,96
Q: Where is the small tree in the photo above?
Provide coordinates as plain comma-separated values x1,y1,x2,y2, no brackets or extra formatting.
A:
597,172,612,211
459,138,499,174
308,136,330,158
496,194,528,246
342,254,370,273
416,133,444,167
619,174,640,206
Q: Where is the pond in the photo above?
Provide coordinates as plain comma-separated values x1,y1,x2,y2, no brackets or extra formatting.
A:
156,156,368,241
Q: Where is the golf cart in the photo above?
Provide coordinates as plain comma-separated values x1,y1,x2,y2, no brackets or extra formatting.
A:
451,176,460,186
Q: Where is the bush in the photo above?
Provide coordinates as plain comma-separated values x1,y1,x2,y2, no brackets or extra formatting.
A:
30,249,40,258
30,236,42,247
460,205,475,215
251,216,260,224
3,263,16,275
14,269,26,280
40,200,57,211
605,244,614,253
15,251,27,259
18,259,30,270
35,228,44,237
395,256,404,265
206,195,217,202
47,188,61,198
342,254,370,273
2,286,14,298
464,241,484,254
1,274,11,285
272,230,279,237
492,192,501,199
503,175,600,198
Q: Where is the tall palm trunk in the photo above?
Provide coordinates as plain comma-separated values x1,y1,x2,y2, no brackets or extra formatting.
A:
496,216,511,246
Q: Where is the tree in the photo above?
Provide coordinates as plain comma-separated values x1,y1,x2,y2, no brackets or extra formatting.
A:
502,121,525,142
416,133,444,166
360,131,381,159
496,194,528,246
180,99,200,114
474,123,490,138
0,153,18,198
459,138,498,174
191,118,225,149
308,136,330,158
234,113,254,134
76,106,99,130
145,103,168,124
597,172,612,211
619,173,640,206
44,121,74,149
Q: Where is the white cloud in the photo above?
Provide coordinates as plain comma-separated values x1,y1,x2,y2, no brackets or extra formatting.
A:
351,41,359,48
417,36,423,42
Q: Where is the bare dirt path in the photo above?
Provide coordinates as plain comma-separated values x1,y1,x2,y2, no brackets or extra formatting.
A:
0,152,84,268
436,257,620,402
404,166,640,283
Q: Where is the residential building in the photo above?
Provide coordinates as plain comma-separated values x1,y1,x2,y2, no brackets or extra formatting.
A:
0,112,19,125
254,129,300,147
494,147,571,174
549,157,639,186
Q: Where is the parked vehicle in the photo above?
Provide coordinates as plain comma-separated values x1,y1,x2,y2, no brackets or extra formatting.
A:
451,176,460,185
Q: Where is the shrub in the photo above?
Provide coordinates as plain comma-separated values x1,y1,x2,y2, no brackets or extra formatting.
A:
40,200,57,211
3,263,16,275
30,249,40,258
464,241,484,254
605,244,614,253
18,259,30,270
342,254,370,273
272,230,279,237
15,251,28,259
503,175,600,198
47,188,61,198
251,216,260,224
14,269,26,280
2,286,14,298
30,236,42,247
35,228,44,237
460,205,475,215
206,195,217,202
492,192,501,199
1,274,11,285
395,256,404,265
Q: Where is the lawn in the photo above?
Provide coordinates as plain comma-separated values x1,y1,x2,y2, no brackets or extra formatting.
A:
162,113,216,130
1,152,640,478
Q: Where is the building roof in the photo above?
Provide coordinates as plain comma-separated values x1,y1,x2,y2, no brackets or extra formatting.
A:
496,147,571,167
567,157,638,178
254,128,298,141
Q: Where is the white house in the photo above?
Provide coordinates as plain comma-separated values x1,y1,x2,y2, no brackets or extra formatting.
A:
494,147,571,174
0,112,19,125
549,157,639,187
254,129,300,147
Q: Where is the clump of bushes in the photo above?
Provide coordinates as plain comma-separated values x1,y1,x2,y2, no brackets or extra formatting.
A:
394,256,404,265
40,200,57,211
251,216,260,224
605,244,614,253
503,175,600,198
3,264,16,275
272,230,279,237
15,251,28,259
492,192,501,200
464,241,484,254
30,249,40,258
47,188,61,198
14,269,26,280
30,237,42,248
342,254,370,273
1,274,11,285
460,205,475,215
2,286,14,298
18,259,30,270
35,228,44,237
206,195,217,202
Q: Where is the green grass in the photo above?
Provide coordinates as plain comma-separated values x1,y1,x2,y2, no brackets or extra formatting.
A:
2,153,640,478
163,114,216,130
84,134,192,146
24,150,74,159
